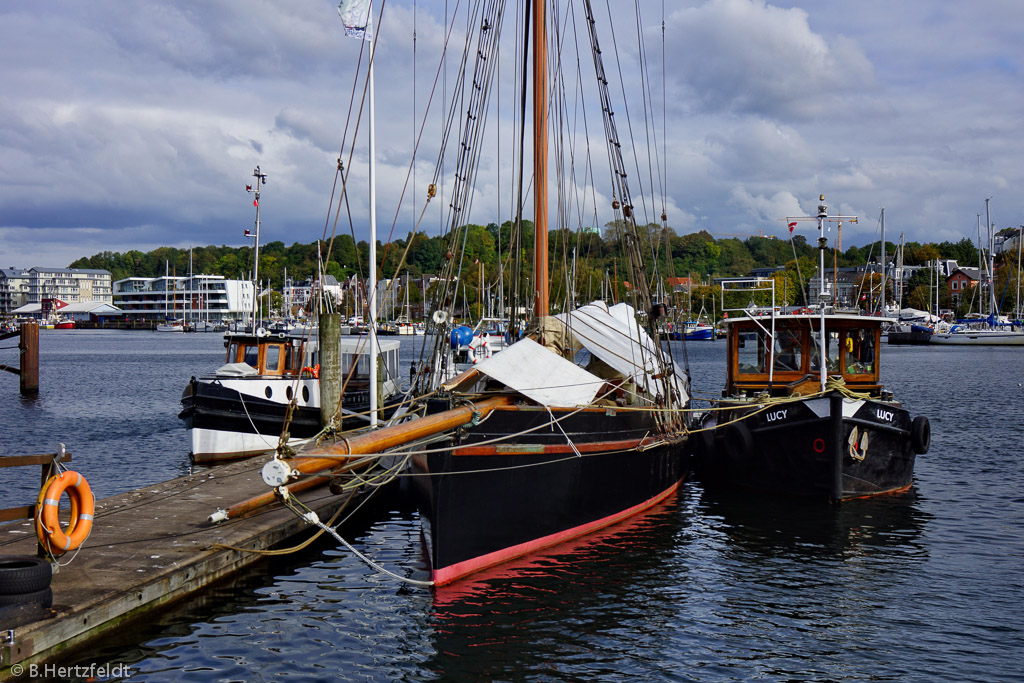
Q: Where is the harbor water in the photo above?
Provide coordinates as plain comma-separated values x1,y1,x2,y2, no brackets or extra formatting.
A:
1,330,1022,681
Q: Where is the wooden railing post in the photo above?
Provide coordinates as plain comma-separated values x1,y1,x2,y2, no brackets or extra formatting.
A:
0,448,72,530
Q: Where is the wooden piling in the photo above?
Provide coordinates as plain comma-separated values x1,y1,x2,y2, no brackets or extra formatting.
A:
0,323,38,395
318,313,342,430
20,322,38,395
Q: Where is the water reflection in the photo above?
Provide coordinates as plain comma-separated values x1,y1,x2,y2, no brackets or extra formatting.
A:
695,485,931,560
424,495,688,680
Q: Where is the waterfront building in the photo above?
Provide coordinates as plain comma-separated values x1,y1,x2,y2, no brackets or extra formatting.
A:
1,267,111,314
283,275,342,314
27,267,112,305
11,300,123,323
113,275,254,322
0,268,30,314
947,267,981,307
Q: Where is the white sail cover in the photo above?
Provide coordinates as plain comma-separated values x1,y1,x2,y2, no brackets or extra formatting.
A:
474,337,603,407
557,301,689,402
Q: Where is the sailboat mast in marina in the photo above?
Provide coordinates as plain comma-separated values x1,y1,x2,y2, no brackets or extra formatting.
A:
251,0,691,587
366,1,379,426
930,197,1024,344
245,166,266,330
336,0,381,425
398,0,687,584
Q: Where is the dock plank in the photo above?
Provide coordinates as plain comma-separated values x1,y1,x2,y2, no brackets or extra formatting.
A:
0,456,358,676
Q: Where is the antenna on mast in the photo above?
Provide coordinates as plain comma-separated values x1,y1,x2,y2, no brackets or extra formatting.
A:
246,166,267,330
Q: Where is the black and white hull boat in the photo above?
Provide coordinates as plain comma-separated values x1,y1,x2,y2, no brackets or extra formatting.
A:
179,330,402,462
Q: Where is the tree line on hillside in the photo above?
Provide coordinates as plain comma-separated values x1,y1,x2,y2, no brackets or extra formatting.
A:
70,221,1022,317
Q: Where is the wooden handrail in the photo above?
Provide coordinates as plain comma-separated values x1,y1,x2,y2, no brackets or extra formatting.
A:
0,449,72,535
0,453,73,468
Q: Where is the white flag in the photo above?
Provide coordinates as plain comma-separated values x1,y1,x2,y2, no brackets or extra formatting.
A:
337,0,372,40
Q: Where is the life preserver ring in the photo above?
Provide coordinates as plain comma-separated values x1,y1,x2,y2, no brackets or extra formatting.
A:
302,364,320,379
35,470,95,555
910,416,930,454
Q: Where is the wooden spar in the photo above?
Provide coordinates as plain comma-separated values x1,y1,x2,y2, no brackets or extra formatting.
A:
224,456,375,519
225,475,331,519
280,395,514,479
439,366,482,392
221,372,510,520
533,0,548,318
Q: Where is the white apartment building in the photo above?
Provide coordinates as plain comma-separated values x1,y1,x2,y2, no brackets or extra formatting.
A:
113,274,254,322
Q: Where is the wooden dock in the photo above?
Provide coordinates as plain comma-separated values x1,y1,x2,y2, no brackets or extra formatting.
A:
0,455,364,678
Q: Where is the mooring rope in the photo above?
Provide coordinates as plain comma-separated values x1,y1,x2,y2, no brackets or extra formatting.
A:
281,487,434,587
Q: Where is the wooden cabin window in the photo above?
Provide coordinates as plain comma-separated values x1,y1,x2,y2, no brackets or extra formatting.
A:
241,345,259,369
226,342,238,363
737,330,769,374
772,329,803,372
843,328,875,374
265,345,282,373
811,331,841,374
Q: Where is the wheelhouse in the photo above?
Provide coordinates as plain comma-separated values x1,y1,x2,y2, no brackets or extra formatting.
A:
725,313,885,398
221,333,402,385
224,334,308,377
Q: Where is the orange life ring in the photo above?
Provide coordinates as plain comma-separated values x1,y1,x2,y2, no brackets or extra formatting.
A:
302,364,320,379
35,470,95,555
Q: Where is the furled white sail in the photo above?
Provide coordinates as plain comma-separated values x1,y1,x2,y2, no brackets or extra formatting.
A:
473,338,603,408
557,301,689,402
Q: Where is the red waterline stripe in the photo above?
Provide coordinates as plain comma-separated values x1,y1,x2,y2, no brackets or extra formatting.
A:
431,480,682,586
842,481,912,501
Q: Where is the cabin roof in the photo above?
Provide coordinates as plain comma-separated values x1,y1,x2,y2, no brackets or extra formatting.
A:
722,311,894,326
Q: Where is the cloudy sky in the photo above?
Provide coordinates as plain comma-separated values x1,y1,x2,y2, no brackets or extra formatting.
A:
2,0,1022,269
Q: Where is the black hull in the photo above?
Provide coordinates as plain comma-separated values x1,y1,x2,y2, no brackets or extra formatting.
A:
887,330,932,345
411,404,687,585
696,392,920,501
179,377,395,461
180,378,324,439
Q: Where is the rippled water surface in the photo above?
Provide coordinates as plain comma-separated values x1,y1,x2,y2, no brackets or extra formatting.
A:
2,330,1023,681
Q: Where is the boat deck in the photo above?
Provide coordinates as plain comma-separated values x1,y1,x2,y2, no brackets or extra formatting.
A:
0,456,360,677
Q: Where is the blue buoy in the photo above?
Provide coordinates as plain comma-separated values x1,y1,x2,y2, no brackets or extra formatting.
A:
450,326,474,348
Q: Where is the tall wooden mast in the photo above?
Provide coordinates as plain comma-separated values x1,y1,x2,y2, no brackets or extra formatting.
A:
532,0,548,318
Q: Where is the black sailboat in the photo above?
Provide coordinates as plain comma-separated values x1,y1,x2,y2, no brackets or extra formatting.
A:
406,0,690,585
252,0,690,588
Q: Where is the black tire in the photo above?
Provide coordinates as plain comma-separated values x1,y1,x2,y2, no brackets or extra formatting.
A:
911,416,930,454
0,587,53,608
723,422,754,460
699,428,717,459
0,556,52,595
